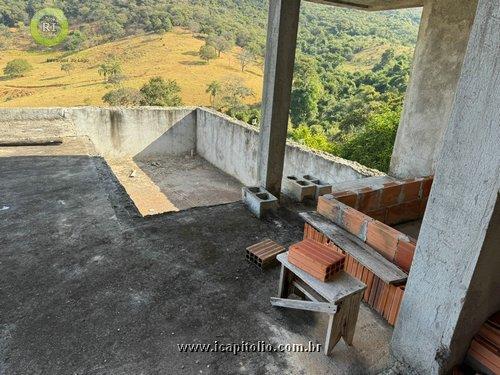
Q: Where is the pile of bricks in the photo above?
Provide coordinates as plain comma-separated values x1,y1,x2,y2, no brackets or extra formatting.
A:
304,222,405,325
331,176,433,225
317,196,417,272
246,239,285,269
467,312,500,374
288,239,346,282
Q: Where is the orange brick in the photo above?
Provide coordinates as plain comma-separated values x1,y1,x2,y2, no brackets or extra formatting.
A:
317,196,343,226
381,182,403,207
401,179,422,201
394,239,416,272
357,187,381,212
342,207,371,239
366,208,387,223
419,198,428,216
366,221,401,261
421,177,433,198
331,190,357,208
386,200,421,225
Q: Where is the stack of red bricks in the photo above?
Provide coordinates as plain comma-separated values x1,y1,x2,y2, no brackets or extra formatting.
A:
467,312,500,374
331,176,433,225
288,239,346,282
304,223,405,325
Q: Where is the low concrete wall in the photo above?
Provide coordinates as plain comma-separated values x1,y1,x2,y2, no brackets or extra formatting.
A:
197,108,381,186
0,107,197,159
70,107,197,159
0,106,381,186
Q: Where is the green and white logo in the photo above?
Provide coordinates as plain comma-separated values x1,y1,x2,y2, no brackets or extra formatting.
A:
30,7,69,47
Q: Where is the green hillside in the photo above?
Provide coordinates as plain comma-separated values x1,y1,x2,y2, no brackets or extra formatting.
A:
0,0,422,171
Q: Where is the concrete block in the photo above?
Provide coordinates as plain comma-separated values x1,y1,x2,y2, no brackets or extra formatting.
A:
242,187,278,219
282,176,316,202
303,175,332,199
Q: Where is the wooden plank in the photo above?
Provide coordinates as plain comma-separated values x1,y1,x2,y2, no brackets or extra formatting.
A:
300,212,407,284
270,297,337,314
277,252,365,304
292,279,329,303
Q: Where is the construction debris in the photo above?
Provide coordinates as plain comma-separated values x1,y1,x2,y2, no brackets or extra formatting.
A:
246,239,285,269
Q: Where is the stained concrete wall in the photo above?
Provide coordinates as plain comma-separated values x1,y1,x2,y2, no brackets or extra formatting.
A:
0,106,379,187
0,107,197,158
390,0,479,178
70,107,197,158
197,108,381,186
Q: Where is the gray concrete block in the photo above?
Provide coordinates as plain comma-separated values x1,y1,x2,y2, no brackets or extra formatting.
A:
282,176,316,202
303,175,332,199
242,187,278,218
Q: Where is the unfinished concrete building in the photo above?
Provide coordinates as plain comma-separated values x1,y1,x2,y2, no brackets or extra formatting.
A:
0,0,498,374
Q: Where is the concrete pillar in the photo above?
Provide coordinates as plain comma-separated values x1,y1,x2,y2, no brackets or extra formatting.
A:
391,0,500,373
258,0,301,196
389,0,478,178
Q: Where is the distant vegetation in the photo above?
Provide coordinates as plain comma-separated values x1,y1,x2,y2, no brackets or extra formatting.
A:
3,59,32,78
0,0,421,171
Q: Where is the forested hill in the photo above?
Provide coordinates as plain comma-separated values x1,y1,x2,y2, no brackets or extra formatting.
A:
0,1,422,172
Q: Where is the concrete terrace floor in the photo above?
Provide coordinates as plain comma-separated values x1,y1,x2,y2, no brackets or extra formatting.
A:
0,155,393,375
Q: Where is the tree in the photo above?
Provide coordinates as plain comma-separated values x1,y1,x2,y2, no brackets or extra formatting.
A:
102,88,143,106
139,77,183,106
290,56,324,125
339,107,400,172
98,59,123,83
60,63,75,75
207,34,234,57
64,30,86,51
237,49,254,72
199,45,217,63
145,13,172,34
205,81,221,107
3,59,32,78
218,78,254,112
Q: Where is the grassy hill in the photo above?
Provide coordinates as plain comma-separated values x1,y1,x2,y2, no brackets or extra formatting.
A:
0,28,264,108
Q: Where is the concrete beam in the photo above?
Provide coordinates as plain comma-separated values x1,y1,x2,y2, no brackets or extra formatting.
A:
390,0,478,178
391,0,500,373
258,0,301,197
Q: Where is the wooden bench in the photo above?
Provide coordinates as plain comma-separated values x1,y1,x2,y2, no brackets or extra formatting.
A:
271,252,366,356
300,211,408,325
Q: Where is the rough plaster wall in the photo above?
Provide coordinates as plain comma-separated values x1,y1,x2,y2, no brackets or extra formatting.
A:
391,0,500,372
196,108,260,186
70,107,197,158
197,108,379,187
390,0,479,178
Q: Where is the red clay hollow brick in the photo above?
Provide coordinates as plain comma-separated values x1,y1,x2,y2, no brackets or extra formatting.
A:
331,190,358,208
366,208,387,223
386,200,421,225
401,179,423,202
421,176,434,198
357,187,381,212
366,221,404,261
341,206,372,240
394,239,416,273
381,182,403,207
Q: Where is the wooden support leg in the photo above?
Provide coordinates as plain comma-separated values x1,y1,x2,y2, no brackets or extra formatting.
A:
325,313,343,355
278,265,292,298
342,292,363,346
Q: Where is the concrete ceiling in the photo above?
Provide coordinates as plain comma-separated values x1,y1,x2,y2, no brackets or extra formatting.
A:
307,0,423,11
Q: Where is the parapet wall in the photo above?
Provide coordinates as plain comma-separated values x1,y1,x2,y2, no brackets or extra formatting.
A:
0,106,381,186
197,108,381,186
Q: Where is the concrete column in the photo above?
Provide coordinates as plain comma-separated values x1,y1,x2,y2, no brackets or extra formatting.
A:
390,0,478,178
258,0,301,196
391,0,500,373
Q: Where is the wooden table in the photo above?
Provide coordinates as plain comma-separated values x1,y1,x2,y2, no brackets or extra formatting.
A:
271,252,366,355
